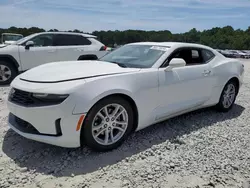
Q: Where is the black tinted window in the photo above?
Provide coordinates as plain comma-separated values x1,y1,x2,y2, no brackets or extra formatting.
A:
54,34,91,46
201,49,215,62
167,48,214,66
169,49,203,65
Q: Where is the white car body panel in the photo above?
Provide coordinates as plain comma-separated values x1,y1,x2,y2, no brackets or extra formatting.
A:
4,41,16,45
0,31,107,72
18,45,59,70
18,60,140,82
7,42,244,148
156,63,215,121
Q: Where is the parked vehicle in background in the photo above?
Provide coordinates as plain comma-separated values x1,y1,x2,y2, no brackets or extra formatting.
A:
240,50,250,59
217,49,250,59
0,31,108,84
218,50,234,58
227,50,240,58
106,47,114,51
7,42,244,151
0,33,23,44
235,50,248,59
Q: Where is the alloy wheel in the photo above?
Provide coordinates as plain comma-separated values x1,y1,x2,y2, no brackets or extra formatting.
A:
222,83,236,108
91,103,129,146
0,65,11,82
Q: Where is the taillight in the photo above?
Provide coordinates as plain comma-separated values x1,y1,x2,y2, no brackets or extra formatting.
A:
100,46,107,51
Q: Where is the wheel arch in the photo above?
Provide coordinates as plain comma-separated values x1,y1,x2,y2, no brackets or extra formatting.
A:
105,93,139,132
77,54,98,61
218,76,240,98
0,54,19,71
227,76,240,94
80,92,139,135
215,76,240,112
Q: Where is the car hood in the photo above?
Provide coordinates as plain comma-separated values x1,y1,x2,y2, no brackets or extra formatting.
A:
19,60,141,83
4,41,16,44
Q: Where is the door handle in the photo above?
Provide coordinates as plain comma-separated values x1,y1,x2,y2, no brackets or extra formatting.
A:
202,70,211,76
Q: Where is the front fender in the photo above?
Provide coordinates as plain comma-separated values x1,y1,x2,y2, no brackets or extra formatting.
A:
71,74,138,115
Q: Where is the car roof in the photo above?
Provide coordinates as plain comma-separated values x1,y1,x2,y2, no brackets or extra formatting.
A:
37,31,97,38
2,33,23,36
128,42,214,50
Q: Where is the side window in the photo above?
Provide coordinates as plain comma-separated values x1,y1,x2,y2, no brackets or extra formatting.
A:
54,34,91,46
192,50,199,58
165,48,214,67
201,49,215,62
75,36,92,45
190,49,203,64
31,34,54,47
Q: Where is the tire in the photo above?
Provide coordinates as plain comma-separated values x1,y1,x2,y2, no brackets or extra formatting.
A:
0,60,17,85
81,96,134,151
215,80,238,112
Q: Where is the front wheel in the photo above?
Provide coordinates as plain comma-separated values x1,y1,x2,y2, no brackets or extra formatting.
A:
81,96,134,151
216,80,238,112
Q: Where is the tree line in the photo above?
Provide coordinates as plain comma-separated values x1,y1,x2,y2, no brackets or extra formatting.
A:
1,26,250,50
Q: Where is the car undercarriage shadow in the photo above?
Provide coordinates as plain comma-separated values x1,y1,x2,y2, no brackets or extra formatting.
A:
2,104,245,177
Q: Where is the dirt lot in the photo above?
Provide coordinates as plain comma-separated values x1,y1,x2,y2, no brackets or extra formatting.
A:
0,60,250,188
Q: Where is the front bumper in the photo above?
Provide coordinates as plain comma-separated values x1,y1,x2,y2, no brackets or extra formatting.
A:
7,99,85,148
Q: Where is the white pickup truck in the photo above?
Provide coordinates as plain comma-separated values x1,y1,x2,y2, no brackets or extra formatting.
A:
0,33,24,45
0,31,108,84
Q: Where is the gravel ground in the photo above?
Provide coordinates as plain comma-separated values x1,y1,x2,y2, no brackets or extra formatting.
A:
1,60,250,188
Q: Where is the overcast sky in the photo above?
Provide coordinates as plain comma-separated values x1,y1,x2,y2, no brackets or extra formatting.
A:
0,0,250,33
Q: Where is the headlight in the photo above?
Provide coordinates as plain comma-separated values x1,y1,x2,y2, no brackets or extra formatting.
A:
32,93,69,103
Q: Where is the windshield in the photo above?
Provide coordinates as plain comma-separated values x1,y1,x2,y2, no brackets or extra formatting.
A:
99,44,169,68
14,33,37,44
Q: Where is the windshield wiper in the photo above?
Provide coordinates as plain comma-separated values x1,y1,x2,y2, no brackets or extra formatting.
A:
117,63,128,68
109,61,128,68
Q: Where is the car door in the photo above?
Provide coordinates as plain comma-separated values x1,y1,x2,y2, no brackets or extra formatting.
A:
155,48,216,121
18,34,58,70
53,34,93,61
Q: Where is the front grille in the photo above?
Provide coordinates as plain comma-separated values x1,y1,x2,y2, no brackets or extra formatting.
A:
8,113,62,136
9,88,34,106
9,113,39,134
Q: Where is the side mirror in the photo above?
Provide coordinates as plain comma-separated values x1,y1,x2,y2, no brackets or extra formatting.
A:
25,41,34,50
77,54,98,61
165,58,186,71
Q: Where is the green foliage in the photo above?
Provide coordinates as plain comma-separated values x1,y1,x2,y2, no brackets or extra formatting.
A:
1,25,250,49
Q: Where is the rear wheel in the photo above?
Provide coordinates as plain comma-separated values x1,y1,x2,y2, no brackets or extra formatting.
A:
0,61,17,85
216,80,238,112
81,96,134,151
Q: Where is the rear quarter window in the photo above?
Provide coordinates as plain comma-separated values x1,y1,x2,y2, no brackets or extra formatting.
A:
201,49,215,63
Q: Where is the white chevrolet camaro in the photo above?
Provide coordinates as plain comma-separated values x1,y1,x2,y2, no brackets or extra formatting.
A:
7,42,244,151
